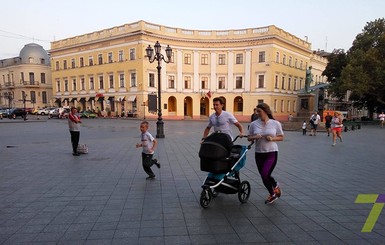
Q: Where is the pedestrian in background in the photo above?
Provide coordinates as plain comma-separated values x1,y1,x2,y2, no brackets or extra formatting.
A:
331,111,343,146
302,120,307,135
136,121,160,180
68,107,82,156
309,111,321,136
324,112,333,136
248,103,284,204
379,112,385,128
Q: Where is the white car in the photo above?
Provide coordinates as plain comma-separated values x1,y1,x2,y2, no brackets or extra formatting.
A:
37,107,55,115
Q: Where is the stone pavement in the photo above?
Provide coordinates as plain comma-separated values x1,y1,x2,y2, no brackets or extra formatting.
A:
0,117,384,244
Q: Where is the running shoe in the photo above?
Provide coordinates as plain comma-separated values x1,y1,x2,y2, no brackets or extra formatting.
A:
274,184,281,198
154,159,161,168
265,194,278,204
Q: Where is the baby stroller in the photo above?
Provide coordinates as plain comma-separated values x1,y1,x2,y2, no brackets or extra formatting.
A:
199,132,254,208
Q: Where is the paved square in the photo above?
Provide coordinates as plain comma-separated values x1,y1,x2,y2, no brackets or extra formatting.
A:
0,118,384,244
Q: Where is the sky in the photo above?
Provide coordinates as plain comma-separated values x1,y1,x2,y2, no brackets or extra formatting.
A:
1,0,384,59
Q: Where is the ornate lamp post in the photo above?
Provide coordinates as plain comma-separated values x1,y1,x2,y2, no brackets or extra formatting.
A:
145,41,172,138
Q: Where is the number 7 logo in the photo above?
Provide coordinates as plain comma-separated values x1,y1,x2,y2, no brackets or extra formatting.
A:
355,194,385,232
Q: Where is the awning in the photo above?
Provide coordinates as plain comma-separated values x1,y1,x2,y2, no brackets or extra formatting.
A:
96,93,104,97
115,96,126,101
127,95,136,102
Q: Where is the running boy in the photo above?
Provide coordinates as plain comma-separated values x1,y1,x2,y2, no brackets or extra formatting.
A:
136,121,160,179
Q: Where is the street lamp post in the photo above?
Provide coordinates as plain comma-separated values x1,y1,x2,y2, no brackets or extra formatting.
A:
145,41,172,138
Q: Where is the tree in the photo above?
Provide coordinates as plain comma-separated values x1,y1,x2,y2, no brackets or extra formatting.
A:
322,49,348,100
341,18,385,114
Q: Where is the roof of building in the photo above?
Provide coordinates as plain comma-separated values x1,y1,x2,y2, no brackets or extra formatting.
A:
19,43,50,65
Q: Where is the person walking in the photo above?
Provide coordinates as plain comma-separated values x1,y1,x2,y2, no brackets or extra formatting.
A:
248,103,284,204
331,111,343,146
309,111,321,136
324,112,333,136
251,108,259,122
202,97,244,141
136,121,160,180
68,107,82,156
379,112,385,128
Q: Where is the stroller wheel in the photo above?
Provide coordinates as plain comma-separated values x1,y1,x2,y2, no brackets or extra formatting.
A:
238,181,251,203
200,189,212,208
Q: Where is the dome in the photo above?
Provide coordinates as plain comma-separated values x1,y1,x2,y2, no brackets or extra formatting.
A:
19,43,50,65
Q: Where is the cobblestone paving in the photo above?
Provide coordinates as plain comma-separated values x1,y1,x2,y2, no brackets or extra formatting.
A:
0,117,384,244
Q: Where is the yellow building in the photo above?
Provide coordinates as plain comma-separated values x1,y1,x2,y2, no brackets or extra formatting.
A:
50,20,326,121
0,43,52,110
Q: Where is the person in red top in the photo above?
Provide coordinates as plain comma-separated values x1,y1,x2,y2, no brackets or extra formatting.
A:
68,107,82,156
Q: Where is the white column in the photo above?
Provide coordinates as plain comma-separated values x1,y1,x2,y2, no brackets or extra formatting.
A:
227,51,234,91
176,49,183,92
193,50,200,92
210,52,216,91
245,49,252,92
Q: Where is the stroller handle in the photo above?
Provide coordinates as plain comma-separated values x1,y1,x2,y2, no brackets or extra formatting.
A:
233,135,255,150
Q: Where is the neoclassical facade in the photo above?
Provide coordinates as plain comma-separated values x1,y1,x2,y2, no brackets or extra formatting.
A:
0,43,52,109
50,20,327,121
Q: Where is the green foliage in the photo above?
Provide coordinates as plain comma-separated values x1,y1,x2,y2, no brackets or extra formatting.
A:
325,18,385,113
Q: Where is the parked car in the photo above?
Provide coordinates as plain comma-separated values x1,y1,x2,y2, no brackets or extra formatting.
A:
48,108,60,119
37,107,54,115
8,108,27,119
80,110,97,118
0,109,10,119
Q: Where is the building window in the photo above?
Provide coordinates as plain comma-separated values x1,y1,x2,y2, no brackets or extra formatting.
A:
275,75,279,89
149,73,155,87
236,53,243,64
218,54,226,65
108,52,113,63
201,77,208,89
276,52,280,63
235,76,243,89
281,100,284,112
288,77,292,90
218,77,225,89
55,61,59,71
72,79,77,91
201,54,208,65
119,74,125,88
258,51,265,63
281,77,285,89
258,75,264,88
184,53,191,65
130,48,135,60
295,58,298,68
119,50,124,62
29,57,34,63
299,79,303,89
282,54,286,65
20,72,24,82
29,72,35,84
40,58,45,64
300,60,303,69
168,75,175,88
287,100,291,112
64,80,68,92
88,56,93,66
57,80,61,92
294,79,297,90
63,60,67,69
40,73,45,84
274,99,277,112
80,57,84,67
169,52,175,63
258,99,264,104
89,77,94,90
99,76,104,89
71,58,75,68
131,72,136,87
81,78,85,90
109,74,114,88
289,56,292,67
184,76,191,89
41,91,47,104
98,54,103,64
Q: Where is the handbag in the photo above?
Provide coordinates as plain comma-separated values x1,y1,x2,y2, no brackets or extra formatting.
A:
77,144,89,154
